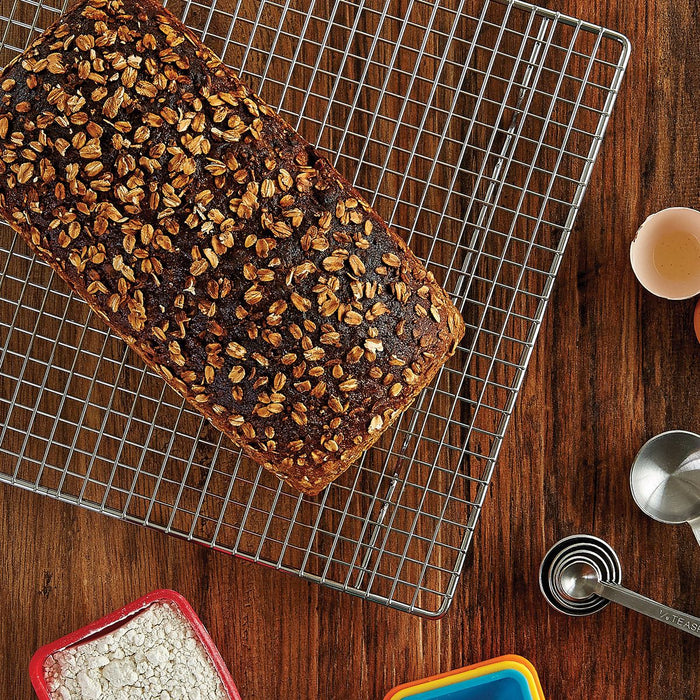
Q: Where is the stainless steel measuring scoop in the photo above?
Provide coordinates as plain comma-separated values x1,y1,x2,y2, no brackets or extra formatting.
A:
630,430,700,545
540,535,700,639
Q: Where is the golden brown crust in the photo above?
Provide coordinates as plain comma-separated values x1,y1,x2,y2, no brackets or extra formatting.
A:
0,0,464,494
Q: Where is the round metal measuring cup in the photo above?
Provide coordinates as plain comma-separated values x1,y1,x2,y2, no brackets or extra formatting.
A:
540,534,700,638
630,430,700,545
539,534,621,617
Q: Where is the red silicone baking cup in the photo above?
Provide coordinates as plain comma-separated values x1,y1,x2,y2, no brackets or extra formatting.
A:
29,589,241,700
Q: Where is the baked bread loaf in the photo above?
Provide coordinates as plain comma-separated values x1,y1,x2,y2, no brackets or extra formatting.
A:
0,0,464,494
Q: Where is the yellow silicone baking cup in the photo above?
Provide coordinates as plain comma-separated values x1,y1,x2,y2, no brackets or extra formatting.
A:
384,654,545,700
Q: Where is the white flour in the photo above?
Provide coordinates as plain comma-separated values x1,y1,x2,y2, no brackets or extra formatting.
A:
44,602,229,700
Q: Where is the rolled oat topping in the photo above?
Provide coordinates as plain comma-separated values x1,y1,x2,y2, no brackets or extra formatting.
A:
0,0,464,494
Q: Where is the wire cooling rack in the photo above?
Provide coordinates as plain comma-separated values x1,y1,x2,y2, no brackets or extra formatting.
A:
0,0,628,615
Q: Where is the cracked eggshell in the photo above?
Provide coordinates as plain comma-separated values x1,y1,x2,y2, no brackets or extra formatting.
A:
630,207,700,300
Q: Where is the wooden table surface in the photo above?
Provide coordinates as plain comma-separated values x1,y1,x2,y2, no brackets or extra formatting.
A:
1,0,699,697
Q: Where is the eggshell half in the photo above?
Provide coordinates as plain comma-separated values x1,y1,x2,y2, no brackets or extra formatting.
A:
630,207,700,300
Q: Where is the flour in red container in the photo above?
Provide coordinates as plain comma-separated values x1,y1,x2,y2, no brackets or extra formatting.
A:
43,602,228,699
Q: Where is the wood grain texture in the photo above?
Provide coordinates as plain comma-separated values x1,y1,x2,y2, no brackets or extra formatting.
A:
1,0,699,698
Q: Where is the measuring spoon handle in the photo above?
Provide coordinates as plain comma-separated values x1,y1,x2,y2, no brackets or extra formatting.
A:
688,516,700,547
596,581,700,639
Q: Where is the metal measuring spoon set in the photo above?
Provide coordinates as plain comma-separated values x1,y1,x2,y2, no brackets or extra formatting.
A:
540,430,700,639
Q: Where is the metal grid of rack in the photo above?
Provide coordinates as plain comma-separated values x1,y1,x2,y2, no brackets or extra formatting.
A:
0,0,628,615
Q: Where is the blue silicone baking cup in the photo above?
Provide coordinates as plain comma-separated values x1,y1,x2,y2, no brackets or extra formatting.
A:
384,655,544,700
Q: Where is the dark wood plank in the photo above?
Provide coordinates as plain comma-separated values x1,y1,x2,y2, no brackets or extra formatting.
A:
1,0,699,697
